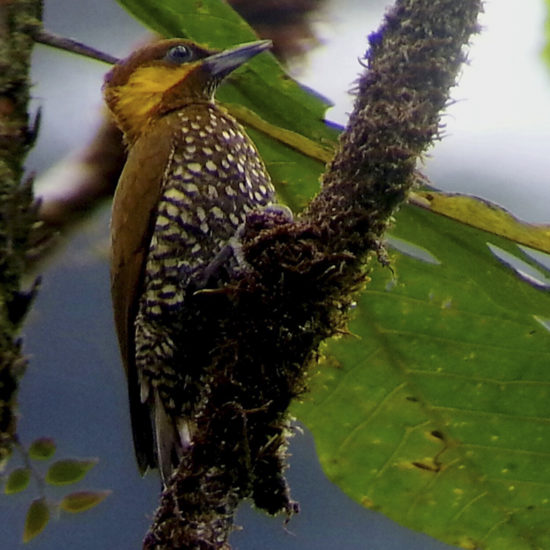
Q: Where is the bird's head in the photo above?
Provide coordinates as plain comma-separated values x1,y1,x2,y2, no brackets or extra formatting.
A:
103,38,271,144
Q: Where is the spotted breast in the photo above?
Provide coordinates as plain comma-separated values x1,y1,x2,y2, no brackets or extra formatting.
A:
135,103,275,480
105,38,276,484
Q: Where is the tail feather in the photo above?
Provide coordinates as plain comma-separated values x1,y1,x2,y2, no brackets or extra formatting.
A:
152,390,194,484
153,389,178,484
176,417,193,450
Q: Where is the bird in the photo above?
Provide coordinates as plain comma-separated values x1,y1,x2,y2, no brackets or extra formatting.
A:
103,38,276,483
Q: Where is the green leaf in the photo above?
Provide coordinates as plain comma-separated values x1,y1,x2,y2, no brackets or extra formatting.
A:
45,458,98,486
4,467,31,494
411,191,550,254
118,0,264,47
28,437,56,460
59,490,111,514
23,498,50,543
294,204,550,550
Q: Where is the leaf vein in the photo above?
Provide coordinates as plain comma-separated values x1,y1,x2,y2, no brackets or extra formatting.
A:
432,405,550,423
409,369,550,387
337,382,408,455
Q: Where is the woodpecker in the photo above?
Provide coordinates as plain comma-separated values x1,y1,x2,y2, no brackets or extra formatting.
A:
103,39,276,482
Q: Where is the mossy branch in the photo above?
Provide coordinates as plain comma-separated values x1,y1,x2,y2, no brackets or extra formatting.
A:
0,0,42,468
305,1,480,253
144,0,482,549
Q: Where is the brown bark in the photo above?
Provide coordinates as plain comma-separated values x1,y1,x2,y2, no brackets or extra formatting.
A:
0,0,42,468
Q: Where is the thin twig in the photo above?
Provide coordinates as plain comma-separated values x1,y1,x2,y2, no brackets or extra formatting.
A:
32,28,119,65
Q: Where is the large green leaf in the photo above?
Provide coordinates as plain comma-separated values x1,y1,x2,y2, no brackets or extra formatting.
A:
23,498,50,543
294,205,550,550
411,192,550,255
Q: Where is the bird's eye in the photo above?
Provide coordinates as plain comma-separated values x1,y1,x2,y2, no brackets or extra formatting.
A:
165,45,194,64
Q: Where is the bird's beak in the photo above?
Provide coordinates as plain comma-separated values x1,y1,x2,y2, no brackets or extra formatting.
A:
203,40,272,78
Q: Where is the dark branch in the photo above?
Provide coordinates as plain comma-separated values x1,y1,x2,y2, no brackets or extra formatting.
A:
0,0,43,467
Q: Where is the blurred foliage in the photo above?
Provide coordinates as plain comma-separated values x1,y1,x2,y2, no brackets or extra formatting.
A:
5,467,31,494
23,498,49,543
28,438,56,461
45,458,98,486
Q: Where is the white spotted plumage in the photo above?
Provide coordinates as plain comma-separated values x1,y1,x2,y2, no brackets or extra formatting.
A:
133,102,276,479
105,38,276,484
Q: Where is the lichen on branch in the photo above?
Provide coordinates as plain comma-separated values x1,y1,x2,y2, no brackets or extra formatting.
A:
0,0,42,468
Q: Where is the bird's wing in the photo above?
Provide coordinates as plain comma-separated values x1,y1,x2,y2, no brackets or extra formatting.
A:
110,115,176,473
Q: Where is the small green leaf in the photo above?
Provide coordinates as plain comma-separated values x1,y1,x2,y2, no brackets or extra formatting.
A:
60,490,111,514
23,498,50,543
5,467,31,494
28,437,56,460
45,458,98,486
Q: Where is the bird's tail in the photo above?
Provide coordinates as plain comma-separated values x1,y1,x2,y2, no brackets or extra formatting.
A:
153,388,192,484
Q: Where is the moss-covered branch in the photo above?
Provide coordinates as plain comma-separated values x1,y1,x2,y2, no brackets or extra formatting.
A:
144,0,482,548
305,0,480,254
0,0,42,467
